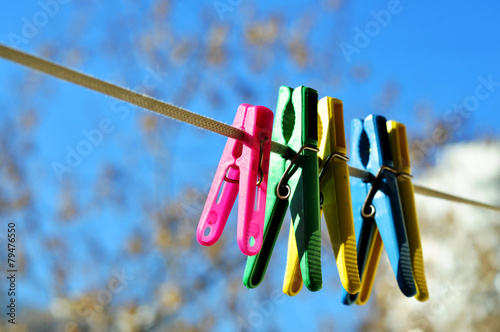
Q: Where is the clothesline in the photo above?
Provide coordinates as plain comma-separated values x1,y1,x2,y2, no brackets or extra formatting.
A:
1,44,499,213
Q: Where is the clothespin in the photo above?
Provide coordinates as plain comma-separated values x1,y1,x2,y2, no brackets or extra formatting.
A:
342,115,416,305
387,121,429,302
242,86,322,292
354,120,429,304
282,97,361,296
197,104,273,256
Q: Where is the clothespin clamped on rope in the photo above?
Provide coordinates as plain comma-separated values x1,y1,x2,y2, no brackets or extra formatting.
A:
282,97,361,296
387,121,429,302
243,86,322,292
342,115,417,305
197,104,273,256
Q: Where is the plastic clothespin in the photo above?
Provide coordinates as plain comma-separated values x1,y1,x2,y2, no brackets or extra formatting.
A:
242,86,322,292
197,104,273,256
387,121,429,302
342,114,416,305
282,97,361,296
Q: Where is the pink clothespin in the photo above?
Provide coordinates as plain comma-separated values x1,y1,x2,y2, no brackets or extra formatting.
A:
197,104,274,256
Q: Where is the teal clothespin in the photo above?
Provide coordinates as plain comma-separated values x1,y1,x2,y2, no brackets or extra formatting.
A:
243,85,322,292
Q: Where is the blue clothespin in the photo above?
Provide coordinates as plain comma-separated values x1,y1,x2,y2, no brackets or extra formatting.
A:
342,115,416,305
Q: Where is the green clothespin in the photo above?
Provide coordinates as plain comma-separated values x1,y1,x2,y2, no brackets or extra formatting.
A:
243,85,322,292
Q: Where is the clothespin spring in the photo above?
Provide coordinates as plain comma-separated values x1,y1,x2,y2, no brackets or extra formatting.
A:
222,136,270,186
361,165,414,218
276,145,320,200
256,137,270,185
319,154,350,181
318,153,350,206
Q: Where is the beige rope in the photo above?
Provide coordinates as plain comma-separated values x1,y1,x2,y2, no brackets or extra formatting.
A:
0,44,289,157
413,184,500,212
1,44,499,212
0,44,244,138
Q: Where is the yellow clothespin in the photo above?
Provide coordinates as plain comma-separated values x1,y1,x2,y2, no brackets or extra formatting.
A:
283,97,361,296
354,229,383,305
387,121,429,302
283,221,304,295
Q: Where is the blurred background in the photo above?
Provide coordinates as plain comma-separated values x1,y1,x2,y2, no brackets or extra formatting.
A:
1,0,500,331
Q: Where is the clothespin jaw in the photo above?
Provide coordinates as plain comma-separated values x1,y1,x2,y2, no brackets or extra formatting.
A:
283,221,303,296
387,121,429,302
197,104,273,256
283,97,360,296
243,86,322,292
342,115,416,305
355,229,383,305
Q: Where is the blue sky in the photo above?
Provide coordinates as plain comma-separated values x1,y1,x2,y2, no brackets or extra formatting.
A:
1,0,500,330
